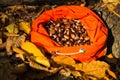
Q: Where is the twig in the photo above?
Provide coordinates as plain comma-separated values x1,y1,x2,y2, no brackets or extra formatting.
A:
112,10,120,18
3,32,19,37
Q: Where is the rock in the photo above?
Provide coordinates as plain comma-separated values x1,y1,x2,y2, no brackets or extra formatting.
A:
94,2,120,59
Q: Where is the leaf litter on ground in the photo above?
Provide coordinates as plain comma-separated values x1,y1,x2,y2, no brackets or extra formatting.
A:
0,1,120,80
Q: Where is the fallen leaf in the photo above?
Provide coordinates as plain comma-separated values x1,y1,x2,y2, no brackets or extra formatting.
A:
29,59,63,73
13,47,55,72
0,39,2,44
6,37,15,55
6,5,26,11
106,4,120,18
3,32,19,37
32,5,53,21
21,41,50,67
107,69,117,79
102,0,120,18
5,23,19,33
19,21,31,34
0,31,2,44
74,60,116,79
52,55,76,67
29,60,50,71
0,13,8,23
106,53,114,58
59,68,71,77
71,70,82,78
102,0,120,6
6,34,26,55
13,33,26,47
25,66,63,80
13,47,25,61
13,46,53,72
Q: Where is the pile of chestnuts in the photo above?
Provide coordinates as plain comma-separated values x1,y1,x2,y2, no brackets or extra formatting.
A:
44,18,92,47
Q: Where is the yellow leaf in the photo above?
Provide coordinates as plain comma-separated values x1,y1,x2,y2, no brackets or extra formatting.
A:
5,23,19,33
107,69,117,79
74,60,116,79
52,56,76,67
103,76,110,80
21,41,50,67
19,22,31,34
106,53,114,58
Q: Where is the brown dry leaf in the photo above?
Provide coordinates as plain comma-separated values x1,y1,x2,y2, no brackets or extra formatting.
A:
0,39,2,44
6,33,26,55
102,0,120,18
74,60,116,79
66,0,86,6
0,31,2,44
107,4,120,18
6,37,16,55
32,5,54,21
52,56,76,67
102,0,120,6
6,5,27,11
13,47,51,72
3,32,19,37
13,47,58,73
29,59,63,73
71,70,82,78
59,68,71,77
29,59,50,71
12,47,26,61
0,12,8,23
13,33,26,47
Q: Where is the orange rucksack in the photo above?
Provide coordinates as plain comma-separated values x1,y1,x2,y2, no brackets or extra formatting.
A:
31,6,108,62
